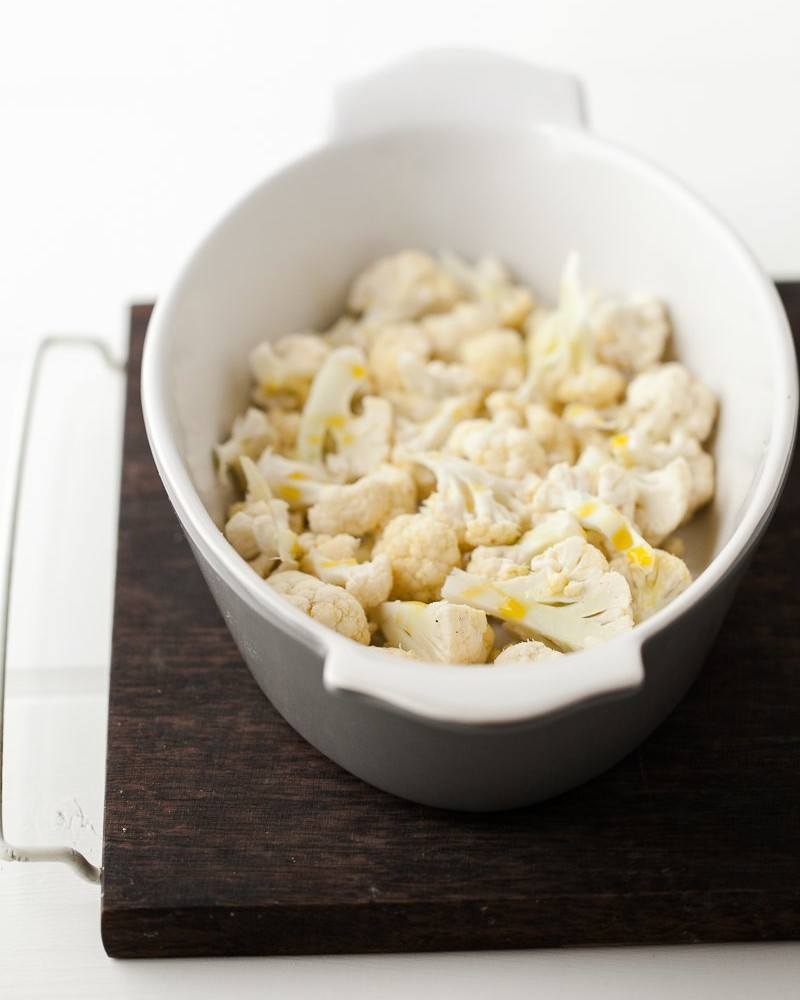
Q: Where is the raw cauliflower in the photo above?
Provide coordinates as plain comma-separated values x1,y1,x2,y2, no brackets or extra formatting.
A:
412,452,523,547
258,452,416,534
223,457,300,577
611,548,691,623
269,570,371,644
300,533,392,609
443,537,634,651
530,461,597,514
394,394,482,456
373,513,462,602
215,407,275,486
459,329,526,389
257,451,337,508
307,464,417,536
494,639,563,664
525,255,625,407
567,493,657,574
389,352,480,421
422,301,505,359
368,323,431,393
609,428,714,515
560,402,627,454
218,250,713,663
266,410,301,453
524,404,577,467
439,252,534,325
597,458,693,545
324,395,393,482
466,511,585,580
225,501,297,576
249,332,331,406
378,600,495,663
446,418,547,479
348,250,462,321
625,362,717,443
556,364,626,409
296,345,369,465
589,295,670,373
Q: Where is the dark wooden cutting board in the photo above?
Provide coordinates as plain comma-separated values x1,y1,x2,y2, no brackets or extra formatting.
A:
101,290,800,959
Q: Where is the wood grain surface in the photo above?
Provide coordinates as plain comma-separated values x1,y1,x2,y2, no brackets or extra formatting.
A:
101,291,800,959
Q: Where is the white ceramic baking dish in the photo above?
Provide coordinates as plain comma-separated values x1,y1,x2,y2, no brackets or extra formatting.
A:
141,50,797,811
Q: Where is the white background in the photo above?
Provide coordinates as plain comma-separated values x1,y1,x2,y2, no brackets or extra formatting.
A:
1,1,799,997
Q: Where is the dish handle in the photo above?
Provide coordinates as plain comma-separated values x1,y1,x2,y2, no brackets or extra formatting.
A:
331,48,587,142
322,637,644,727
0,336,125,883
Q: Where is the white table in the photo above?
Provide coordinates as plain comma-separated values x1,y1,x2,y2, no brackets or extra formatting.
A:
2,2,799,995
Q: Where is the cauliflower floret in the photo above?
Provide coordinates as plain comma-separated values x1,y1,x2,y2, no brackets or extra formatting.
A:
411,452,523,548
323,315,366,348
575,443,614,483
400,355,479,399
525,535,611,588
260,453,416,533
394,394,482,456
626,362,717,443
257,450,337,507
598,458,693,545
322,315,394,352
295,346,369,465
443,537,633,652
300,533,392,609
348,250,462,321
524,405,577,467
389,353,481,420
269,570,370,644
525,255,625,407
249,333,331,406
324,396,393,482
555,365,626,408
466,511,584,580
224,457,300,576
378,600,495,663
593,461,637,522
307,464,417,536
215,407,275,485
367,323,431,394
484,389,523,422
421,301,506,360
611,548,692,622
560,401,627,454
589,295,670,373
609,428,714,515
267,410,301,454
446,418,547,479
494,639,563,664
567,494,656,573
373,513,462,602
531,461,597,514
532,472,657,573
225,503,283,566
560,406,627,460
459,329,525,389
438,252,534,327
